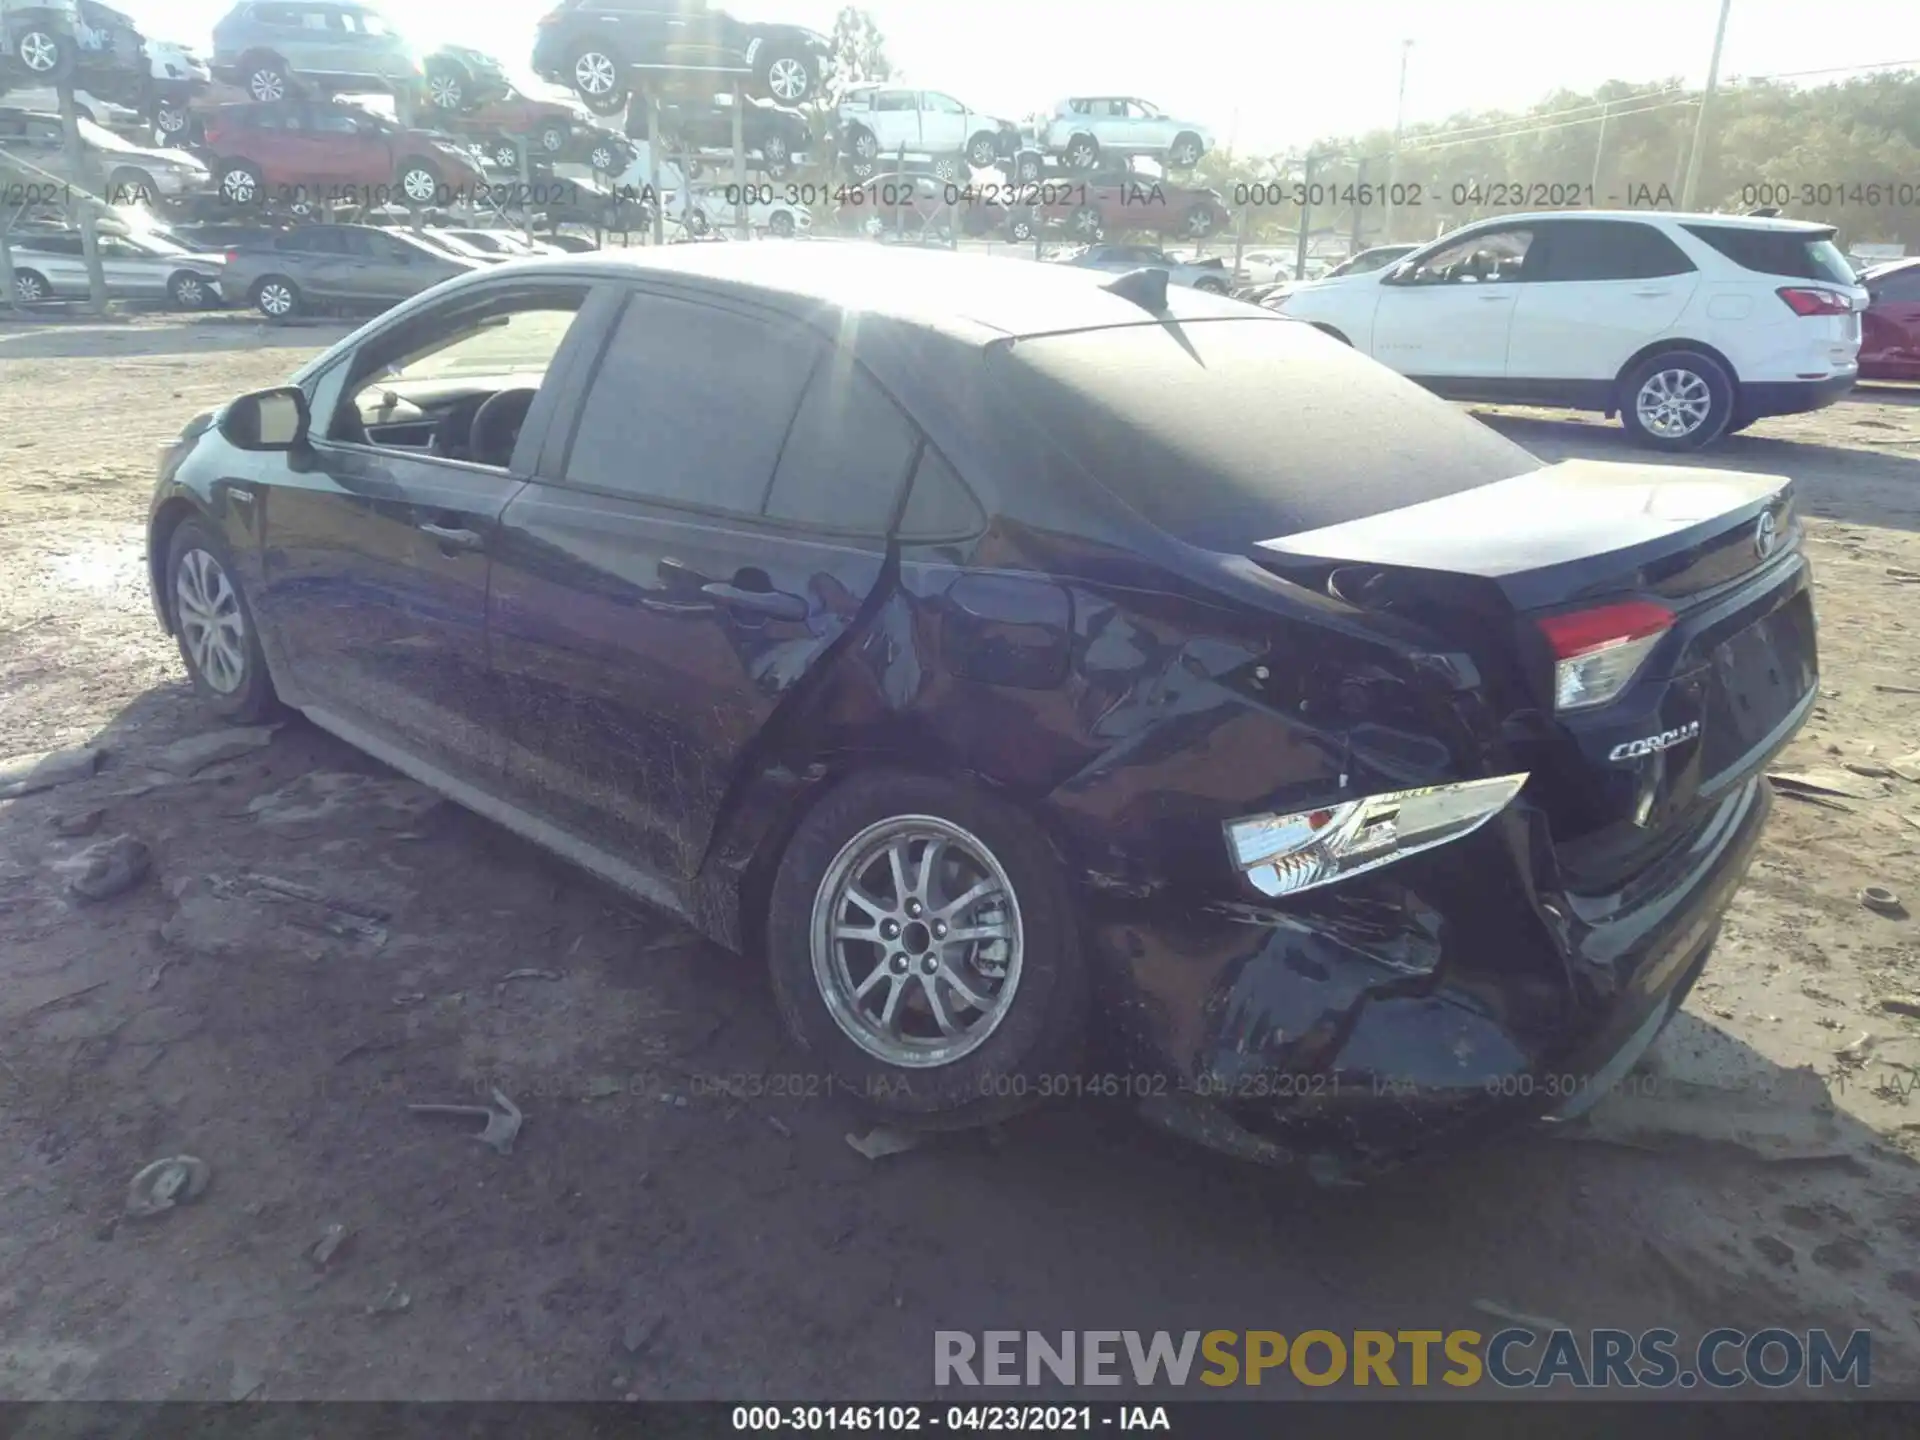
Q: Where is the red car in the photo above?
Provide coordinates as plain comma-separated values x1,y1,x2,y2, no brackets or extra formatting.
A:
202,99,487,211
1019,173,1230,243
1860,259,1920,381
455,84,633,174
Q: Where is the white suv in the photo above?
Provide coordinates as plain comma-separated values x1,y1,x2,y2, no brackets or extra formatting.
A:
1272,211,1866,449
836,84,1017,173
1042,96,1211,172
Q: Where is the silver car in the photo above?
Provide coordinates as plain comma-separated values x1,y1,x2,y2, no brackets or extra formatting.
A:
5,226,224,306
216,220,481,317
0,106,211,202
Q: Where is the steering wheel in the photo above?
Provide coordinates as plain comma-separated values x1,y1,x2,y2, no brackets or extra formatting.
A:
469,388,540,469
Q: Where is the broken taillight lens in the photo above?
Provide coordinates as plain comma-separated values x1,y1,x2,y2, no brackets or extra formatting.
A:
1225,774,1530,899
1537,599,1675,712
1777,286,1852,317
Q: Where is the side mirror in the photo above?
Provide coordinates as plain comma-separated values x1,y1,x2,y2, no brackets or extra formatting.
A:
219,386,309,451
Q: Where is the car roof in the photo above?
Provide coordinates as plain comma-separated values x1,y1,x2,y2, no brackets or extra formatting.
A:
441,243,1258,343
1453,209,1835,234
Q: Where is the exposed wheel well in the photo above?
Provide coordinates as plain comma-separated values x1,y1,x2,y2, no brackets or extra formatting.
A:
236,48,285,72
1615,339,1741,391
147,497,204,631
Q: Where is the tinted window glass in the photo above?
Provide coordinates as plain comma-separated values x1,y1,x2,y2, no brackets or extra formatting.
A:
1536,219,1694,281
283,228,346,254
987,318,1536,550
1402,227,1534,284
1682,224,1854,283
564,294,821,512
874,91,915,112
1871,267,1920,302
763,357,918,533
899,447,985,541
19,234,82,255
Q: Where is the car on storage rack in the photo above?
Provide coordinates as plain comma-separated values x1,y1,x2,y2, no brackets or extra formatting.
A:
1019,172,1231,243
420,43,510,114
1040,96,1211,172
146,243,1819,1179
835,82,1019,178
669,182,810,239
454,72,630,173
1047,241,1232,293
210,0,424,104
833,169,1009,241
657,89,807,179
201,98,486,210
215,218,481,315
531,0,831,115
0,104,210,204
4,222,225,305
2,0,81,83
1270,210,1866,449
145,39,213,143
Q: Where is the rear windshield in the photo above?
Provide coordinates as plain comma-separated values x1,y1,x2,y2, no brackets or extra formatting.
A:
1682,224,1854,283
985,319,1539,551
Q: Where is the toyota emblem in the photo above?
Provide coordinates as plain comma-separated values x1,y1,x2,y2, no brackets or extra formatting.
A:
1754,510,1778,560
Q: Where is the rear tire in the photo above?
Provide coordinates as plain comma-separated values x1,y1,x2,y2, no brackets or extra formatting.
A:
966,130,998,167
766,772,1087,1128
14,28,70,79
1167,132,1204,169
1064,133,1100,171
252,274,300,319
755,46,815,105
395,159,442,207
537,123,569,155
243,55,290,103
569,45,626,115
761,134,791,177
154,99,190,141
166,520,277,723
219,161,264,207
168,270,212,309
769,210,795,238
424,57,471,112
1619,350,1734,451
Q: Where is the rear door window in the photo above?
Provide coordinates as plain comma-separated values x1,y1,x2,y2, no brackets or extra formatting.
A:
561,292,822,515
762,357,919,534
1534,219,1695,281
1682,224,1855,283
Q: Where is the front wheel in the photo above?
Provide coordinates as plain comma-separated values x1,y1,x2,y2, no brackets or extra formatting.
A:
1013,152,1043,184
12,269,50,305
154,99,190,141
570,46,627,115
537,123,569,155
1183,204,1219,239
168,270,212,309
395,160,442,206
966,131,999,167
1167,133,1204,169
166,521,277,722
1064,134,1100,171
252,274,300,319
768,210,795,238
756,47,816,105
1620,350,1734,451
219,162,264,207
14,28,69,78
424,58,471,112
766,772,1087,1126
244,58,290,103
1007,211,1036,243
762,134,791,177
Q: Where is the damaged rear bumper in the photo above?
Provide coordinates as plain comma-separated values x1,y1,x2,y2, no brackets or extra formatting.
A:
1085,774,1771,1180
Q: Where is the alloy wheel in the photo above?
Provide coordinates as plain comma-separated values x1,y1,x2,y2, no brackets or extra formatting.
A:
221,169,258,203
257,280,294,316
1635,369,1712,439
574,52,616,96
19,31,58,72
540,127,566,153
1170,141,1200,168
767,57,807,102
810,815,1024,1069
852,130,877,159
400,168,438,203
156,104,187,135
14,272,46,303
429,73,462,109
175,549,248,695
494,143,518,169
1067,139,1096,169
172,274,205,307
1185,207,1215,238
249,69,284,102
590,144,615,172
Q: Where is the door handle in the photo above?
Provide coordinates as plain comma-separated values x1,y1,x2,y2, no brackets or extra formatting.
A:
1478,292,1511,301
1631,288,1671,298
418,521,484,553
702,582,807,621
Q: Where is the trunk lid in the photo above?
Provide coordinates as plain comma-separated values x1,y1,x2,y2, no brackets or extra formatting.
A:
1254,460,1818,889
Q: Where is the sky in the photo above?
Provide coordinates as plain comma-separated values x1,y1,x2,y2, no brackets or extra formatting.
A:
140,0,1920,156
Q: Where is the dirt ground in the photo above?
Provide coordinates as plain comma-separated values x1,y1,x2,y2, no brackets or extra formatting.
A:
1,313,1919,1402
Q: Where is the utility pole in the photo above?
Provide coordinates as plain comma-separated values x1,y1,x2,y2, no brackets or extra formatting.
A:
1351,157,1368,254
647,91,664,246
1381,39,1412,241
1680,0,1733,210
1293,152,1317,281
732,80,747,240
55,83,109,314
1591,99,1610,193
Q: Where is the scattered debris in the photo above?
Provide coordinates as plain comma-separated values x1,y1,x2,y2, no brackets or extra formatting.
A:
391,992,427,1007
583,1076,627,1100
125,1155,211,1218
63,834,152,902
500,969,564,984
1767,769,1884,801
622,1316,661,1355
765,1115,793,1139
309,1223,350,1269
0,744,104,799
1836,1032,1876,1061
366,1283,411,1316
1873,684,1920,696
139,956,178,992
1845,761,1896,778
49,806,106,837
657,1092,688,1108
1860,886,1906,917
1890,752,1920,785
408,1087,523,1155
1471,1299,1571,1332
846,1126,922,1160
1881,997,1920,1020
149,726,277,777
24,979,108,1017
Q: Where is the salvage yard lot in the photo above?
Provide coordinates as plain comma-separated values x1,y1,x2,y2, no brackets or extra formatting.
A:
2,314,1919,1400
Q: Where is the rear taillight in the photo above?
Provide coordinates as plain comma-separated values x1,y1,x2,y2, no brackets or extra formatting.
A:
223,248,238,262
1777,286,1851,317
1536,599,1675,712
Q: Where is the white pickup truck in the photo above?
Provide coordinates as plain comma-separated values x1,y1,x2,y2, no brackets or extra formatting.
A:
1039,97,1212,172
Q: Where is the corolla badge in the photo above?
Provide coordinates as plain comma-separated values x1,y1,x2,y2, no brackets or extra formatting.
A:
1609,721,1702,762
1754,510,1778,560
